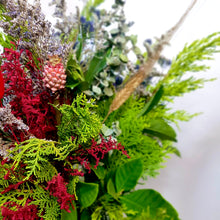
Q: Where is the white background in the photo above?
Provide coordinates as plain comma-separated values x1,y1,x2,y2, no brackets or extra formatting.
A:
32,0,220,219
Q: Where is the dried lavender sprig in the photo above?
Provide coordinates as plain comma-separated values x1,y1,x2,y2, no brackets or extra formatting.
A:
0,0,70,63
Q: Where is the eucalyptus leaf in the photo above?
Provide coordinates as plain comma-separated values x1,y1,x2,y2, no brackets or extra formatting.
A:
101,80,109,87
100,71,107,78
104,87,113,96
115,158,143,193
110,28,120,36
143,118,177,142
107,56,121,66
119,54,128,63
101,124,114,136
92,85,102,95
129,35,138,45
76,182,99,208
120,189,179,220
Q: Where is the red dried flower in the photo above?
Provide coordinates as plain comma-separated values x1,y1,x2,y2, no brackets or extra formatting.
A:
64,167,84,177
73,135,130,171
1,45,57,139
1,180,25,194
46,173,75,213
1,200,38,220
0,71,4,100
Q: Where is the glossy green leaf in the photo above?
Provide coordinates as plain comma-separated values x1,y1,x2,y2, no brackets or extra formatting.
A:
66,57,84,80
120,189,179,220
93,0,105,7
115,159,143,193
76,182,99,208
76,34,84,61
143,118,177,142
61,200,77,220
80,210,91,220
92,165,106,179
84,49,111,88
107,178,118,199
137,86,164,118
66,57,84,89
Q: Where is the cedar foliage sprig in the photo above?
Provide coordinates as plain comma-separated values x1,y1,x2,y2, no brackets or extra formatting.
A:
57,94,102,145
159,32,220,100
10,138,66,181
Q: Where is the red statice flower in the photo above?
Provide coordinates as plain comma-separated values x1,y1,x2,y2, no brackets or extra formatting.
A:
73,135,130,171
1,200,39,220
0,71,4,101
46,173,75,213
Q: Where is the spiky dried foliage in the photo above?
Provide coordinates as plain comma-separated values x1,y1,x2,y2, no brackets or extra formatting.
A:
105,0,198,120
49,0,79,36
0,0,71,63
0,104,29,131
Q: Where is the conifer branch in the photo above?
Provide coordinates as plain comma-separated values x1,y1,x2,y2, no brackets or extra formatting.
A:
104,0,197,122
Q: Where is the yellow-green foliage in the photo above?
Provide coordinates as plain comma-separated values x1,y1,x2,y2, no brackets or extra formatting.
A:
57,94,102,145
10,138,67,181
158,32,220,100
107,97,173,177
105,33,220,178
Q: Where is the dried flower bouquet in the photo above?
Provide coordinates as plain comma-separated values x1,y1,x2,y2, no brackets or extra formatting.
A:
0,0,219,219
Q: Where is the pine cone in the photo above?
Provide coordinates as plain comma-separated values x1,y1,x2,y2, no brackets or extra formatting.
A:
43,55,66,93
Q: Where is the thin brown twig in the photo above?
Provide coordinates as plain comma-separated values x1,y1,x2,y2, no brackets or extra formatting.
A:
103,0,198,123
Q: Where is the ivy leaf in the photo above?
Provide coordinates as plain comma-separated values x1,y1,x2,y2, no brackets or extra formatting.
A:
61,200,77,220
76,182,99,208
143,118,177,142
120,189,179,219
137,86,164,118
115,158,143,193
